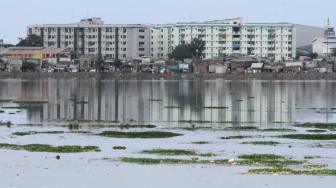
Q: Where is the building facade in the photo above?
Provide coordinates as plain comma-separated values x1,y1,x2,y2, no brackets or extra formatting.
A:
28,18,151,60
150,18,296,61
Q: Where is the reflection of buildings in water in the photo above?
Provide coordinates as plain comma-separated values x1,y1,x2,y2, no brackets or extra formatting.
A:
5,79,336,124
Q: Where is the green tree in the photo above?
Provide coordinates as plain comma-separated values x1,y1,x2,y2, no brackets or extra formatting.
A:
169,44,193,61
190,38,205,58
21,62,37,72
17,34,43,47
114,60,122,69
309,52,319,59
169,38,205,61
95,55,105,72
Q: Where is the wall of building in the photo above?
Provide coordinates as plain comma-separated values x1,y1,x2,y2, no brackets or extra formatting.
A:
294,24,324,47
28,19,151,60
151,23,296,61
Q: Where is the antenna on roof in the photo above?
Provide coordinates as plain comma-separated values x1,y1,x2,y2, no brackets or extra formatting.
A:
326,18,331,28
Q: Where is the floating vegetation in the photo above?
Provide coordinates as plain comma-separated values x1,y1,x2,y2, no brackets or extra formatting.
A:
306,129,328,133
68,122,81,130
97,131,183,138
121,154,303,167
304,156,321,160
75,101,89,104
164,106,182,109
2,106,29,109
0,143,100,153
241,141,281,146
0,99,12,103
293,123,336,130
181,126,212,131
13,101,48,104
226,126,258,130
142,149,197,156
148,99,163,102
192,141,210,145
303,163,326,169
221,135,254,140
17,124,43,127
0,121,12,127
12,131,65,136
261,128,297,132
199,153,217,157
203,106,229,109
273,122,286,124
178,120,212,123
278,134,336,140
67,119,118,124
238,154,304,166
12,131,90,136
141,149,216,157
248,167,336,176
120,157,229,165
113,146,127,150
116,124,156,129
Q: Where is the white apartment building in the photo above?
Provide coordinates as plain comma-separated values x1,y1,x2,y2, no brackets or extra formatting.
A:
28,18,151,60
151,18,296,61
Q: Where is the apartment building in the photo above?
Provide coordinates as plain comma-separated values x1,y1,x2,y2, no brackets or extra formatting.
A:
151,18,296,61
28,18,151,60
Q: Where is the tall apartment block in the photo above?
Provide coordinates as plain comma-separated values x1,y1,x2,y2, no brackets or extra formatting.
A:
150,18,296,61
28,18,151,60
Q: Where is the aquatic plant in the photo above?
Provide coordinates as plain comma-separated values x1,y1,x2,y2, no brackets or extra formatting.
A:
142,149,216,157
12,131,65,136
116,124,156,129
293,123,336,130
142,149,197,156
238,154,303,166
0,143,100,153
113,146,127,150
278,134,336,140
13,101,48,104
191,141,210,144
226,126,259,130
221,135,254,140
98,131,183,138
248,167,336,176
306,129,328,133
261,128,297,132
241,141,281,146
120,157,229,165
203,106,229,109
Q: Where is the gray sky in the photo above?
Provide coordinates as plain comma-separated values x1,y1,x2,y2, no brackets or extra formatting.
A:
1,0,334,43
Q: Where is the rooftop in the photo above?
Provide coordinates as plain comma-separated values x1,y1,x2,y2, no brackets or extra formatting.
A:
29,17,151,28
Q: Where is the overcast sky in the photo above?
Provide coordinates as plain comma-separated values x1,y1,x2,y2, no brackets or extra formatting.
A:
1,0,334,43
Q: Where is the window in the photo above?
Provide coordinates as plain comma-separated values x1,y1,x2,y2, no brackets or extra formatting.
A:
139,35,145,39
88,41,96,46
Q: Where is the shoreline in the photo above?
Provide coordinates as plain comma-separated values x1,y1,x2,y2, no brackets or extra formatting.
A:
0,72,336,80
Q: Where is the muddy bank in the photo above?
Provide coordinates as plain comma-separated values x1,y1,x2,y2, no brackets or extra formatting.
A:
1,72,336,80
